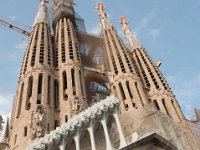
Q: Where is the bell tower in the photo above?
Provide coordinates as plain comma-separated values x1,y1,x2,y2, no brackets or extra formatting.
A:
52,0,87,121
120,16,198,149
9,0,56,149
96,3,148,113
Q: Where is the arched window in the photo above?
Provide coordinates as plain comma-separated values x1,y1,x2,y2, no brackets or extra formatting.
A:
17,83,24,118
47,75,51,105
162,99,169,115
119,82,126,100
14,134,17,145
62,71,67,99
153,100,160,110
171,100,181,120
26,76,33,110
24,127,27,137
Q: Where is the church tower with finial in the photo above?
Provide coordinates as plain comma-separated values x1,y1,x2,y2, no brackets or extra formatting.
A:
119,16,199,149
52,0,87,121
9,0,56,149
96,3,148,112
9,0,87,149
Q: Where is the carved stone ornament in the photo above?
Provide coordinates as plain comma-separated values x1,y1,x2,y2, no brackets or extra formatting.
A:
30,104,46,140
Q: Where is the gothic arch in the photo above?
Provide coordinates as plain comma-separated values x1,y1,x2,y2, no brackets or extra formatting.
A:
80,130,92,150
65,138,76,150
107,115,120,149
94,122,106,150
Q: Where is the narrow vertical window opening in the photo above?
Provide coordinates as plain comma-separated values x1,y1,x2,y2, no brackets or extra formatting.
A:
26,76,33,110
62,71,68,99
17,83,24,118
71,68,76,95
54,120,59,129
162,99,169,115
126,81,133,99
79,70,83,95
135,82,143,106
54,80,59,109
47,75,51,105
153,100,160,110
171,100,181,120
65,115,68,122
37,73,43,104
14,134,17,145
24,127,27,137
118,82,126,100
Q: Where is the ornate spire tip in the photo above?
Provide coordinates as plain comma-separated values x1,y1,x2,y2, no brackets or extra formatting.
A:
119,16,129,25
96,2,105,12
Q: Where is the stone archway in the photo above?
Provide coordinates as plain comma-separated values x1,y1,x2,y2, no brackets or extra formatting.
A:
80,130,92,150
107,115,120,149
94,122,106,150
65,138,76,150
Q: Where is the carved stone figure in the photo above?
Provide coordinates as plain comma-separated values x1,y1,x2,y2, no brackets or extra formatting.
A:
30,105,45,139
74,98,82,114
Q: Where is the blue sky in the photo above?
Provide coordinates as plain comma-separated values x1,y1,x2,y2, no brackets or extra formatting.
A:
0,0,199,119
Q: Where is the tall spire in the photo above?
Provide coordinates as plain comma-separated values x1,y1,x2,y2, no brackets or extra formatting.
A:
0,115,3,131
120,16,142,52
33,0,49,27
96,3,113,30
96,3,147,112
0,117,9,143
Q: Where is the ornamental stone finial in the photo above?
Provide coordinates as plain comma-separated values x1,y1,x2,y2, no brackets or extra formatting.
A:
96,2,113,30
96,2,105,12
96,3,107,19
119,16,129,25
119,16,142,51
40,0,48,6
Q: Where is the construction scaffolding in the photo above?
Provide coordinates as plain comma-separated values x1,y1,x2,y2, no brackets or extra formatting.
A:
76,31,111,104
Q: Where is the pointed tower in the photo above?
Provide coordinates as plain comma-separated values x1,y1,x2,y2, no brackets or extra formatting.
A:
9,1,56,149
0,117,9,150
52,0,87,122
96,3,148,113
120,16,184,121
120,16,198,149
0,115,3,131
0,117,9,143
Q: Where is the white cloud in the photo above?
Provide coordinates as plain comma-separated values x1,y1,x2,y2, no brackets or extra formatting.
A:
136,9,157,32
167,73,200,118
148,28,161,45
9,16,16,21
0,93,13,120
14,40,27,50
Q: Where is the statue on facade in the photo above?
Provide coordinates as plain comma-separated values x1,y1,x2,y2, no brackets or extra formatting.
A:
30,105,45,139
74,98,82,114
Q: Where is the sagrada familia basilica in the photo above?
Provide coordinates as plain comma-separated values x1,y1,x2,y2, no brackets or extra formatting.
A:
0,0,199,149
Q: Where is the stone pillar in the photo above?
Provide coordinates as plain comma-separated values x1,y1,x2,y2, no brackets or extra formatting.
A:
88,126,97,150
101,119,113,150
113,113,127,148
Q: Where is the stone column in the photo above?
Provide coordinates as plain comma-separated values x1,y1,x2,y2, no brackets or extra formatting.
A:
101,118,113,150
113,112,127,148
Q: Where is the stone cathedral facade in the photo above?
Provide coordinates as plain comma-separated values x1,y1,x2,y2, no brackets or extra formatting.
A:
0,0,199,149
